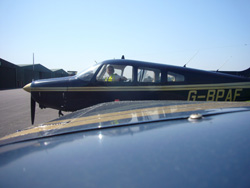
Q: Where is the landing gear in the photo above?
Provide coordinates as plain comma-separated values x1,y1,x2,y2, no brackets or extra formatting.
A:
59,110,64,117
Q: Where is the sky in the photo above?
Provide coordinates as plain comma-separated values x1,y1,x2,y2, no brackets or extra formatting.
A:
0,0,250,72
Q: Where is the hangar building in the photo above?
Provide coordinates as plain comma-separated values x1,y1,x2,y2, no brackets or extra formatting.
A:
0,58,18,89
17,64,53,87
0,58,70,89
51,69,70,78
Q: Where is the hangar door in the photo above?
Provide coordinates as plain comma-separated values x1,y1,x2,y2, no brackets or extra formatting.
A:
0,67,16,89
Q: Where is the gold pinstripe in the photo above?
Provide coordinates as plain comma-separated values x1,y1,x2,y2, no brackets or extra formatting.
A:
28,82,250,92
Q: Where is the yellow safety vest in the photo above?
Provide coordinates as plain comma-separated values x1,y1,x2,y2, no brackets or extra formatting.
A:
105,74,116,82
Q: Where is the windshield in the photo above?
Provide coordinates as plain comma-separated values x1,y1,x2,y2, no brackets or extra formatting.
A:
76,63,101,81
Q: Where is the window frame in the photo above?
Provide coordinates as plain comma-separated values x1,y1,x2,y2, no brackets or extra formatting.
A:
95,63,135,86
136,66,162,85
165,70,186,84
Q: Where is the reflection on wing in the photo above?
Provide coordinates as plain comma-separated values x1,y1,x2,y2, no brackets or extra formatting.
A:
1,101,250,146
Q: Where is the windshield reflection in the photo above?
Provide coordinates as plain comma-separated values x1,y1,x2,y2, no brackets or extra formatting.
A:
76,63,101,81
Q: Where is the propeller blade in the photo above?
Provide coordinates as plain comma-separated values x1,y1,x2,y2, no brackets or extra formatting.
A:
31,96,36,125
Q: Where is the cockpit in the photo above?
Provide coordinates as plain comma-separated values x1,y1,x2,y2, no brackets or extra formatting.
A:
76,60,186,84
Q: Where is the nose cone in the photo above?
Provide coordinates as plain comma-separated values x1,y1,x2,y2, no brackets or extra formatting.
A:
23,83,31,93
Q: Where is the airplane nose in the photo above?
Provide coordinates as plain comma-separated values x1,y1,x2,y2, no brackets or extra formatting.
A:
23,83,31,93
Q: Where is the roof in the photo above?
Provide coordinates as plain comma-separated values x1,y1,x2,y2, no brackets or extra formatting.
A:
50,69,69,75
0,58,19,69
18,64,39,67
17,64,52,72
102,59,168,68
101,59,250,82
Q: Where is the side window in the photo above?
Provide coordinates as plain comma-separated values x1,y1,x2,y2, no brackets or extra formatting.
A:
123,66,133,82
96,64,133,82
167,71,185,82
137,67,161,83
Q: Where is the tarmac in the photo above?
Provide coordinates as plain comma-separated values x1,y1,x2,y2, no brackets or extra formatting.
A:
0,88,69,138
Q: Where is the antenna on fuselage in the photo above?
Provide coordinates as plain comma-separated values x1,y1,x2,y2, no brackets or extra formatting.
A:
216,56,232,71
121,55,125,59
184,50,199,67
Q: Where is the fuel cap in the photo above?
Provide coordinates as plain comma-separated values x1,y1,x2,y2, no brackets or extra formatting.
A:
188,113,203,121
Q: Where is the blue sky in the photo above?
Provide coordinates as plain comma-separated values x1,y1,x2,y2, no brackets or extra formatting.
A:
0,0,249,72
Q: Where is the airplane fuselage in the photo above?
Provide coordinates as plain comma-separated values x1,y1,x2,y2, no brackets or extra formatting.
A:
24,59,250,112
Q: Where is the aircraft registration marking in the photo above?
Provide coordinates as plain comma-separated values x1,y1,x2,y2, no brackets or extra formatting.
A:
188,89,243,101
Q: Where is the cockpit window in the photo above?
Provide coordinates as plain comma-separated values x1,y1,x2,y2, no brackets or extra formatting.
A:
137,67,161,83
76,63,101,81
96,64,133,82
167,71,185,82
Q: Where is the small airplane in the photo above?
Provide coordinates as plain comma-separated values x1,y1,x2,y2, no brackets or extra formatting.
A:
23,56,250,124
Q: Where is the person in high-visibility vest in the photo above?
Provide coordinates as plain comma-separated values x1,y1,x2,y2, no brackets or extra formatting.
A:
105,66,122,82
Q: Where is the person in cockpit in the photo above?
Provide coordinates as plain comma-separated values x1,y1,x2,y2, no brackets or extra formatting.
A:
105,65,126,82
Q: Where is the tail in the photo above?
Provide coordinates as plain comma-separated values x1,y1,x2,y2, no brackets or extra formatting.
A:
218,68,250,78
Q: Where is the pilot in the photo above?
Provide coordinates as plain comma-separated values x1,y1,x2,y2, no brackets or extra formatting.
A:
105,65,126,82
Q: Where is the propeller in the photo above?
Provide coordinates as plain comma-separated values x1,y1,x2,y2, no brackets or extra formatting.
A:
31,96,36,125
